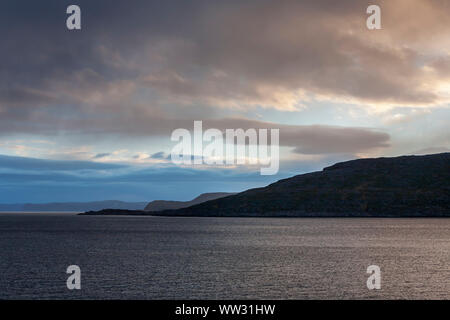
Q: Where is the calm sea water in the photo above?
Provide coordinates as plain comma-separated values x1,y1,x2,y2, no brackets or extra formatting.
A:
0,213,449,299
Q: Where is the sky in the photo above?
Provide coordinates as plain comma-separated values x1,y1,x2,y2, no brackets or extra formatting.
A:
0,0,449,203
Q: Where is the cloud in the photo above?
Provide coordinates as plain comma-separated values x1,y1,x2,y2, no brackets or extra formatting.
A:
0,111,390,155
381,108,432,125
194,118,390,155
1,0,450,129
410,147,450,155
0,153,291,203
0,154,125,171
150,152,167,159
0,0,447,203
0,151,361,203
8,0,450,163
92,153,111,159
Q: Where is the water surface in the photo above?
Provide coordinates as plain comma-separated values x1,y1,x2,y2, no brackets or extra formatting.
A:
0,213,449,299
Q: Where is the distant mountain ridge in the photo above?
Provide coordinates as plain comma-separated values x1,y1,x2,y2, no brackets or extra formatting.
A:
0,194,235,212
0,204,24,211
0,201,148,212
144,192,235,211
80,153,450,217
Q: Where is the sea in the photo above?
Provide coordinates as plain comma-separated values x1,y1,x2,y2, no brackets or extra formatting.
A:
0,213,449,299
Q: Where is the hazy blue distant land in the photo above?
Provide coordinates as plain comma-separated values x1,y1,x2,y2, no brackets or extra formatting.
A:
0,200,148,212
0,194,235,213
81,153,450,217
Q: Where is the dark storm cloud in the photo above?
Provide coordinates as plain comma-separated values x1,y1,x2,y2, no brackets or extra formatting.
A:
204,118,390,155
2,0,449,112
0,1,446,98
8,0,450,156
78,115,390,155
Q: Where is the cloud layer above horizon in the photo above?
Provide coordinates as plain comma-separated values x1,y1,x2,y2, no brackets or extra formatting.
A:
0,0,449,202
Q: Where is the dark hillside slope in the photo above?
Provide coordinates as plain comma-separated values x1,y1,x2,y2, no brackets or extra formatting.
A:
154,153,450,217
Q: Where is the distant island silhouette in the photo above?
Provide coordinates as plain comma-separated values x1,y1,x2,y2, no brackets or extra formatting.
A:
80,153,450,217
144,192,235,211
0,194,235,213
0,200,148,212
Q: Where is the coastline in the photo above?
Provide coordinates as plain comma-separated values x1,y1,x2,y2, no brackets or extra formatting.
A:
79,209,450,218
